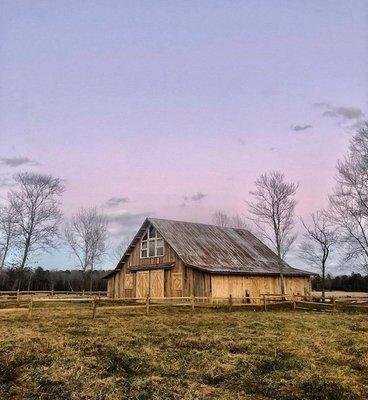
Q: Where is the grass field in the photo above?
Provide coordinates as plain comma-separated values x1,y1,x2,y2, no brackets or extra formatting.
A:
0,305,368,400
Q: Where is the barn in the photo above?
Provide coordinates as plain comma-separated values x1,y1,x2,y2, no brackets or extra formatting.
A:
105,218,312,300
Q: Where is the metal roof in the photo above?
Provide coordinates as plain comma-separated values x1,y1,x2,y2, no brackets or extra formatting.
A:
105,217,313,277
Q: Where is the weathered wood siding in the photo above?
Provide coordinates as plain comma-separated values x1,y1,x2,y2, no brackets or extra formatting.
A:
211,275,311,299
107,232,183,298
183,266,211,297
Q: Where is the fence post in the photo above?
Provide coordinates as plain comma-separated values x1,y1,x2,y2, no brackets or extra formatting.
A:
146,295,150,315
98,291,101,300
92,297,97,319
292,294,296,310
82,290,85,298
28,295,33,320
191,294,195,310
228,294,233,312
332,297,336,313
263,294,267,311
16,289,20,307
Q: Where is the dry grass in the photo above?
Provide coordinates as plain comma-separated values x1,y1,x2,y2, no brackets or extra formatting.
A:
0,304,368,400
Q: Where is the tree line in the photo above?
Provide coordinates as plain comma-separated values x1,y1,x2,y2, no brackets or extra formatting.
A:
312,273,368,293
0,266,107,292
1,123,368,295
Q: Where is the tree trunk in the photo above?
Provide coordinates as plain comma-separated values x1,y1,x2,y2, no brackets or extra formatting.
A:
322,262,326,301
20,238,31,270
277,248,286,295
0,244,9,270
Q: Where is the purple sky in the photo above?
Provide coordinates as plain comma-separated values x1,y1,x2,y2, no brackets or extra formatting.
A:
0,1,367,270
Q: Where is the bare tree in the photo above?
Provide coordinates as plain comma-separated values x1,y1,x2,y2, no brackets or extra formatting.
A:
0,205,17,270
8,172,64,271
212,211,248,229
65,207,108,290
212,211,231,227
110,235,133,263
231,214,248,229
247,171,298,294
328,122,368,272
299,211,337,299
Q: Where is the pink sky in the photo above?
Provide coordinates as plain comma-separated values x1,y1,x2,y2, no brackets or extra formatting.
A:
0,1,367,269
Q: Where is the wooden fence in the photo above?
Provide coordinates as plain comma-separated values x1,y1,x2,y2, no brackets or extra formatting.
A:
0,291,367,319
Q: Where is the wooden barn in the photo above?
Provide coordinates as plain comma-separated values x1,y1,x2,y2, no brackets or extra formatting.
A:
105,218,312,300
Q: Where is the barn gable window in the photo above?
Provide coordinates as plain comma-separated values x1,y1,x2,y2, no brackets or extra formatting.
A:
140,227,164,258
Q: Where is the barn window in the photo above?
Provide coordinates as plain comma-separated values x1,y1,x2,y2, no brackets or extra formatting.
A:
140,227,164,258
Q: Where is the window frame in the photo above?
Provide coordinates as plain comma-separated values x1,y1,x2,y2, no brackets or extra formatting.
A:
140,227,164,258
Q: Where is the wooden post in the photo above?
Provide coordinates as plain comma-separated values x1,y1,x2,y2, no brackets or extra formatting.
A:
146,295,150,316
92,297,97,319
82,290,85,297
191,294,195,310
98,291,101,300
28,295,33,319
228,294,233,312
332,297,336,313
16,289,20,307
292,294,296,310
263,294,267,311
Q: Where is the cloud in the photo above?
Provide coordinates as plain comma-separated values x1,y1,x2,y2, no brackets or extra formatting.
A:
0,157,39,167
191,192,207,201
315,102,365,128
291,124,312,132
103,196,129,208
106,211,149,238
180,192,207,207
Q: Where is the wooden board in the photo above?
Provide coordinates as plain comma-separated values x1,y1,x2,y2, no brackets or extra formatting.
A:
125,273,133,289
136,271,149,298
172,272,183,297
150,270,164,298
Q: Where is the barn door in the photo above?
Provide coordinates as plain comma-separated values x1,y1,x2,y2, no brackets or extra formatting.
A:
136,271,149,298
150,270,164,298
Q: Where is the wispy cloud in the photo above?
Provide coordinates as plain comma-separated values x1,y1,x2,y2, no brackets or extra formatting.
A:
181,191,207,207
315,102,365,128
191,192,207,201
291,124,312,132
103,196,129,208
0,157,40,167
0,177,14,188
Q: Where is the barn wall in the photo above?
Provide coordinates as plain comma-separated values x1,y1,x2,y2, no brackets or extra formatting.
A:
107,275,115,298
183,267,211,297
211,275,311,300
107,229,183,299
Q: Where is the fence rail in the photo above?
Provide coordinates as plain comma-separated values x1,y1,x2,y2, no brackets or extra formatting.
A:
0,292,367,319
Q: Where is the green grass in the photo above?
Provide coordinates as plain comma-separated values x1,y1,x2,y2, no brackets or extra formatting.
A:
0,305,367,399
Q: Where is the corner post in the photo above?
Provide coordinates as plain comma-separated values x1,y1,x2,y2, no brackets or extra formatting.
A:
146,294,150,316
263,294,267,311
228,294,233,312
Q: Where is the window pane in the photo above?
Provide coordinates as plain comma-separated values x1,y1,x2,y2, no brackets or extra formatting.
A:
157,231,163,239
149,226,156,238
142,232,148,241
141,249,147,258
141,241,147,249
157,239,164,248
149,241,155,257
157,247,164,256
